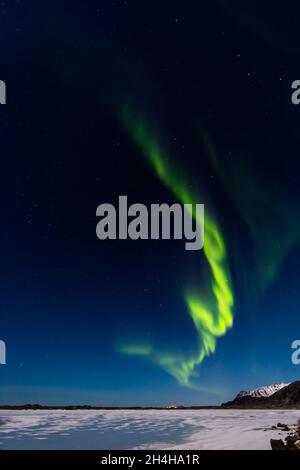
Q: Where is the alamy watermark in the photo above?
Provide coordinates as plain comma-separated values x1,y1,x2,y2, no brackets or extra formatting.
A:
291,340,300,365
96,196,204,251
0,80,6,104
0,340,6,365
0,81,7,364
291,80,300,105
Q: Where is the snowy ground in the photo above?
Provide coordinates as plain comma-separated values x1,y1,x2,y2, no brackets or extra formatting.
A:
0,409,299,450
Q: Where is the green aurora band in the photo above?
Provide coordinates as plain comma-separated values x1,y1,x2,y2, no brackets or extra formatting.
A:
117,109,234,387
203,133,300,296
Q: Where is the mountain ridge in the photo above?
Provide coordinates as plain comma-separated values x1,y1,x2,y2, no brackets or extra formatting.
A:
236,383,289,399
222,381,300,408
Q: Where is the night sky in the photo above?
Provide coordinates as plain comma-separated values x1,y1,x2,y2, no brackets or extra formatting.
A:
1,0,300,406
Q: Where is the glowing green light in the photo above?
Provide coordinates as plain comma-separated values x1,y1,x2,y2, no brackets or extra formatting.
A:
117,107,234,388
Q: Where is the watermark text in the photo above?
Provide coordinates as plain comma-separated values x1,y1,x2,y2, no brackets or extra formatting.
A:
96,196,204,251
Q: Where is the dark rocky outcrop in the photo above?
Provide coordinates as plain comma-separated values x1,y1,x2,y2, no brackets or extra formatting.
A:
271,420,300,450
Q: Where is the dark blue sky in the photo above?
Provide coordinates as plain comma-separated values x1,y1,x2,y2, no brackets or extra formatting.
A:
0,0,300,406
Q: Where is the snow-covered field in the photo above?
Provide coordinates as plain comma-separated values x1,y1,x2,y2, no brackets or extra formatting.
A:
0,409,299,450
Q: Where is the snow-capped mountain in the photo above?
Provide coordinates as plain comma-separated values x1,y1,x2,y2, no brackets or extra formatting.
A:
222,381,300,408
236,383,290,399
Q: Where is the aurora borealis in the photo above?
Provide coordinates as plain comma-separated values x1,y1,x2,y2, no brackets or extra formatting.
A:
117,113,234,387
1,0,300,406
